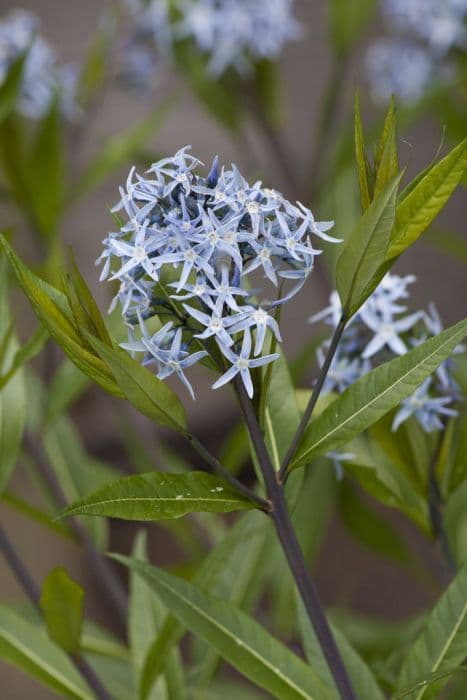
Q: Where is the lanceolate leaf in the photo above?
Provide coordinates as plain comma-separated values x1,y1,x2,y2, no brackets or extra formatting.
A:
397,558,467,699
336,173,401,317
88,336,187,432
0,605,93,700
139,513,267,699
0,236,121,397
290,319,467,470
386,138,467,263
354,92,371,212
129,532,185,698
296,595,384,700
40,568,84,655
373,99,399,198
113,555,334,700
59,471,255,521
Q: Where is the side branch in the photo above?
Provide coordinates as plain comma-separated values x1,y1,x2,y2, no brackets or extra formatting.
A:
279,314,347,479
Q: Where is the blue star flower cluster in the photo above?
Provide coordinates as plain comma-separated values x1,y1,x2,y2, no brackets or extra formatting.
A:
311,274,462,432
98,146,338,399
366,0,467,103
0,9,76,120
124,0,302,79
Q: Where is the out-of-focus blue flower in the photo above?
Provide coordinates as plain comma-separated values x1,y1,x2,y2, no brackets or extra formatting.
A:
392,378,458,432
367,0,467,104
383,0,467,55
366,39,434,104
311,273,462,433
123,0,302,80
99,146,337,398
0,9,77,120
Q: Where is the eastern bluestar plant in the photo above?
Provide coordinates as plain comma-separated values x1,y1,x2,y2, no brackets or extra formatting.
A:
366,0,467,103
122,0,302,79
98,146,339,399
311,273,462,432
0,8,77,120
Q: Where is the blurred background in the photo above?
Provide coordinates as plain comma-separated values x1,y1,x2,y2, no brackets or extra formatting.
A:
0,0,466,696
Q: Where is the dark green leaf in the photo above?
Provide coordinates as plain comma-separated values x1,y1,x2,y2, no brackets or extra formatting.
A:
88,335,187,432
336,173,401,317
0,52,26,122
290,319,467,470
114,555,334,700
0,604,93,699
354,93,371,212
397,558,467,699
40,567,84,654
373,99,399,198
59,471,255,520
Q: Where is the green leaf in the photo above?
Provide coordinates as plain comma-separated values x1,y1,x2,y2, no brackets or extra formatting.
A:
113,555,334,700
0,256,26,494
0,235,122,396
59,471,255,521
45,359,90,426
336,173,401,317
0,52,27,123
2,490,75,541
28,99,64,239
373,99,399,198
354,93,371,212
88,335,187,432
43,414,111,549
397,558,467,699
139,512,268,699
65,247,112,345
129,531,185,699
264,349,301,469
339,480,411,564
296,595,384,700
40,567,84,655
0,604,93,699
387,138,467,263
0,325,48,391
290,319,467,470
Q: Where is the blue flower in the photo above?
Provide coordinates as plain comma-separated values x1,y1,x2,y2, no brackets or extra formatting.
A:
311,273,462,434
123,0,302,79
0,9,77,120
392,378,458,432
212,329,279,398
100,147,337,398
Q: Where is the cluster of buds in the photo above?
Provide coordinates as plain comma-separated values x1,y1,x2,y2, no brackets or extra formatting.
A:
0,9,76,120
98,146,339,398
312,274,462,432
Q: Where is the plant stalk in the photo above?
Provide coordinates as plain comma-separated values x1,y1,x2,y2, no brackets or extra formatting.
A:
0,522,113,700
234,378,356,700
279,315,347,480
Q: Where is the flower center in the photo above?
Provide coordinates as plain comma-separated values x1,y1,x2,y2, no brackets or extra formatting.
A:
184,249,197,262
247,202,260,216
134,246,147,262
253,309,268,325
259,248,271,261
236,358,249,369
380,323,395,340
209,318,223,333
